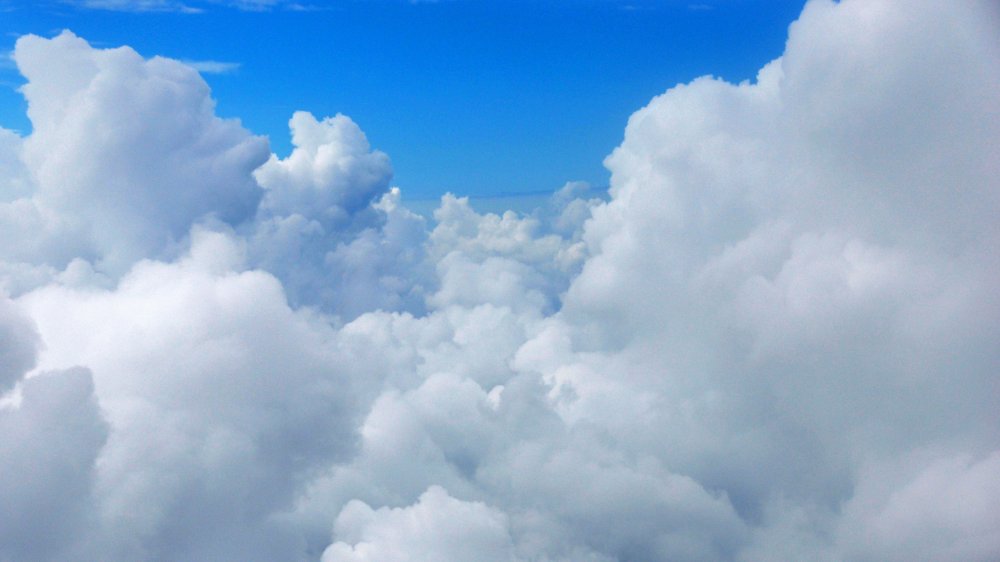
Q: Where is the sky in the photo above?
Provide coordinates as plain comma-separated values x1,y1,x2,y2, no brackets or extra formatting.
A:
1,1,1000,561
0,0,806,201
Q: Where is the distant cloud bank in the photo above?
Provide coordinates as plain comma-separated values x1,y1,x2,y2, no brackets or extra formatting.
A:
1,1,999,560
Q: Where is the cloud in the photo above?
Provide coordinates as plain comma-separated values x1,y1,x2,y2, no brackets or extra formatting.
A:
248,112,423,316
12,31,268,274
63,0,311,12
0,49,15,69
322,486,519,562
181,59,241,74
0,366,108,561
0,1,998,560
0,295,36,394
0,294,108,561
19,229,360,559
255,111,393,223
68,0,204,13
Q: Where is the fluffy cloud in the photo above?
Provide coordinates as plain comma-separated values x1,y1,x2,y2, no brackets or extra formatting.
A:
322,486,519,562
18,229,361,560
15,30,269,273
0,0,998,560
255,111,392,224
249,112,416,316
0,296,36,392
0,295,108,561
427,193,589,314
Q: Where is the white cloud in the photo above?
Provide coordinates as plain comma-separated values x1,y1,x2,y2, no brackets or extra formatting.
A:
255,111,393,224
1,1,998,560
322,486,519,562
65,0,309,12
0,295,107,561
181,59,241,74
0,366,108,561
835,452,1000,562
69,0,203,13
0,295,36,393
19,229,360,559
13,30,269,273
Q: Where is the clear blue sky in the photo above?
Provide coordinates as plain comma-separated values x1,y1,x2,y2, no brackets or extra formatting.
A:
0,0,806,200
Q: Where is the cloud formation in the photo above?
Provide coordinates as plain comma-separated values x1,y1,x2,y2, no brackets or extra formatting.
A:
322,486,519,562
64,0,309,12
181,59,241,74
0,1,998,560
13,30,268,274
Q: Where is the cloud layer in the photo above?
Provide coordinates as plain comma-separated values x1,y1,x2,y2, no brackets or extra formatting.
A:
1,1,998,560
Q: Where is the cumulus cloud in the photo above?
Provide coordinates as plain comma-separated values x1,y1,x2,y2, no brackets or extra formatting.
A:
0,1,998,560
14,30,269,273
255,111,393,224
0,366,107,561
0,295,107,561
19,229,359,559
322,486,519,562
250,119,421,315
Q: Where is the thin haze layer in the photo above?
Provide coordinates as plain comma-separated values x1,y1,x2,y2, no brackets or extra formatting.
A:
0,1,998,560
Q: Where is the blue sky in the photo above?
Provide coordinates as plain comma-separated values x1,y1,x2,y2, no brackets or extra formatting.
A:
0,0,805,200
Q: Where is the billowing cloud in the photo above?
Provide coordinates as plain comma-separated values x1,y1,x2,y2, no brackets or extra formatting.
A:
322,486,519,562
14,30,269,273
255,111,392,223
0,295,107,561
249,113,417,315
0,1,997,560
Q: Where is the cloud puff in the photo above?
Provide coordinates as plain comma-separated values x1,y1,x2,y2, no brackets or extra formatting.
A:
14,31,269,273
19,229,359,560
255,111,393,224
0,366,107,561
0,295,108,561
322,486,519,562
1,1,998,560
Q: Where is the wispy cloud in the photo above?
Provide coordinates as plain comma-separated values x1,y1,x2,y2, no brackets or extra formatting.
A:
62,0,319,12
67,0,203,13
0,50,15,70
181,59,241,74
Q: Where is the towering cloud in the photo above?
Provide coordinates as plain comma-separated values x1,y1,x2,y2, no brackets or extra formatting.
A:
255,111,393,223
0,1,998,560
15,31,268,273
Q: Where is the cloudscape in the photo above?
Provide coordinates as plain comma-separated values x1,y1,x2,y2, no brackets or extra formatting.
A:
1,1,999,560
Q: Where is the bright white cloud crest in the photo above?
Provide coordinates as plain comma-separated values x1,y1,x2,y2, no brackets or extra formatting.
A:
1,1,998,560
